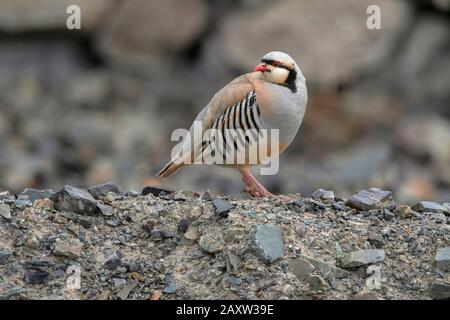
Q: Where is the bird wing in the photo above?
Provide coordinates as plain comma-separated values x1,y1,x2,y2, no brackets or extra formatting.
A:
156,73,260,177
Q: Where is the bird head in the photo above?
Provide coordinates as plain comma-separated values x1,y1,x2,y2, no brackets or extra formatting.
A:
255,51,302,86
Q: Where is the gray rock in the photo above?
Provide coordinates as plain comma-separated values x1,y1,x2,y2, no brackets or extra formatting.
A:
199,236,223,254
0,203,11,220
0,191,11,200
394,205,414,219
178,219,189,233
163,283,177,294
53,241,83,259
339,249,385,268
23,264,50,284
226,252,241,275
434,247,450,272
288,258,315,280
103,251,122,270
51,185,105,215
250,224,284,264
213,198,234,218
346,188,393,211
312,188,335,201
19,188,54,202
97,203,113,216
0,250,12,265
429,283,450,300
302,255,350,280
412,201,449,215
295,222,307,237
88,182,122,199
9,199,32,210
117,280,139,300
367,231,385,248
228,276,242,286
113,278,127,289
305,275,328,291
141,186,173,197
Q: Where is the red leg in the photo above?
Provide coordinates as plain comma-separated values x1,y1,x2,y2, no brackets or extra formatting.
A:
238,167,274,197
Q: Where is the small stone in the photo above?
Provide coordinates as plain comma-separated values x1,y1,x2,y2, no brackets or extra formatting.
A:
9,200,32,210
339,249,385,268
311,188,335,201
0,191,11,200
250,224,284,264
0,250,13,265
383,209,395,220
88,182,122,199
125,191,140,197
226,252,241,275
103,251,122,270
0,203,11,220
113,278,127,289
302,255,350,280
434,247,450,271
178,219,189,233
394,205,414,219
163,283,177,294
184,226,199,241
228,276,242,286
346,188,393,211
19,188,54,202
412,201,449,215
97,203,113,216
200,190,213,201
150,291,162,300
213,198,234,218
51,185,104,215
305,275,328,291
34,198,54,210
199,236,223,253
295,222,307,237
141,186,173,197
367,231,385,248
429,283,450,300
116,280,139,300
335,242,344,259
23,264,50,284
288,258,315,280
53,241,83,260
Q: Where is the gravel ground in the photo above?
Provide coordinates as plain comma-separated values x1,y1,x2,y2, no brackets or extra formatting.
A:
0,185,449,300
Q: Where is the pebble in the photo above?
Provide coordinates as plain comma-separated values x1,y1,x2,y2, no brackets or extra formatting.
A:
412,201,449,215
53,241,83,259
200,190,213,201
184,226,199,241
228,275,242,286
117,280,139,300
163,283,177,294
178,219,189,233
250,224,284,264
199,236,223,253
34,198,54,210
295,222,307,237
113,278,127,289
213,198,234,219
0,203,11,220
288,258,315,280
346,188,393,211
311,188,335,201
434,247,450,271
8,199,32,210
429,283,450,300
88,182,122,199
0,191,11,201
103,251,122,270
339,249,385,268
51,185,104,215
226,253,241,274
367,231,385,248
0,250,13,265
383,209,395,220
305,275,328,290
23,264,50,284
141,186,173,197
394,205,414,219
19,188,55,202
302,255,350,279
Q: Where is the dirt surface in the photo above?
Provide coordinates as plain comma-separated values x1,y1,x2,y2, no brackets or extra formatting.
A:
0,186,449,300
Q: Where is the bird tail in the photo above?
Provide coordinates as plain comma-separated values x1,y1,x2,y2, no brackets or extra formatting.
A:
156,160,184,179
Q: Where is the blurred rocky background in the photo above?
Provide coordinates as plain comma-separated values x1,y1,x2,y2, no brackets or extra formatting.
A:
0,0,449,204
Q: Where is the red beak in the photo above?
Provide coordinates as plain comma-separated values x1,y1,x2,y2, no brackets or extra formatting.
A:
255,63,270,72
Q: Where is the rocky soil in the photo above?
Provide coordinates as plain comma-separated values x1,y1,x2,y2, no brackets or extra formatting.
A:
1,183,449,300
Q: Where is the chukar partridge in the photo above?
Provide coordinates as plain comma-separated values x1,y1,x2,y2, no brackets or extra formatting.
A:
157,51,308,198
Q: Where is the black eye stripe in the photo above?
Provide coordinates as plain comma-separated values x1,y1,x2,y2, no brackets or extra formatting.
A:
260,59,293,71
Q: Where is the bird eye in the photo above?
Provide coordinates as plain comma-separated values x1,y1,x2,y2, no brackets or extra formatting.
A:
272,61,281,67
